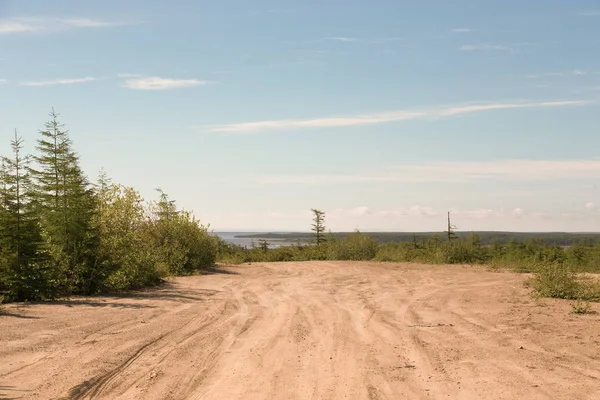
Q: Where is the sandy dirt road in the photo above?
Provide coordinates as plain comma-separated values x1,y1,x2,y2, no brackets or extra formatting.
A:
1,261,599,400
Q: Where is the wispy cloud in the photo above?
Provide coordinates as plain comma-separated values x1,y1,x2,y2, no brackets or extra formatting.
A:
333,205,440,218
459,44,512,51
527,72,567,79
0,20,43,33
257,159,600,185
327,36,358,42
452,28,472,33
59,18,122,28
20,77,97,86
527,70,593,79
210,100,587,133
122,76,213,90
0,79,7,85
0,17,137,34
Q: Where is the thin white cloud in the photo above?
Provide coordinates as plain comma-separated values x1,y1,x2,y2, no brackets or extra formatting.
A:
459,44,512,51
257,159,600,185
0,79,7,85
210,99,587,133
0,17,137,34
333,205,440,218
60,18,120,28
585,202,595,210
20,77,97,86
122,76,212,90
0,20,43,33
527,72,566,79
250,206,560,222
452,28,472,33
528,70,593,79
328,36,358,42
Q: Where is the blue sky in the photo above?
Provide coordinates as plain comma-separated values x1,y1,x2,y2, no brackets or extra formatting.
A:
1,0,600,232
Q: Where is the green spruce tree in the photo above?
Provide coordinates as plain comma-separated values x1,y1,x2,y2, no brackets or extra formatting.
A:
0,131,46,300
311,209,326,246
30,109,98,294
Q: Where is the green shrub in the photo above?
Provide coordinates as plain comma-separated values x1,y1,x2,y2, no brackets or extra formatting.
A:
329,231,378,261
528,263,600,302
528,263,581,300
375,242,423,262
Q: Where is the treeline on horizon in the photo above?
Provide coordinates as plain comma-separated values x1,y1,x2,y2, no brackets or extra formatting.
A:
0,110,218,302
235,231,600,247
221,231,600,273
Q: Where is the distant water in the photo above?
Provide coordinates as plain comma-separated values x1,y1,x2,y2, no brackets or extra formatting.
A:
214,232,299,248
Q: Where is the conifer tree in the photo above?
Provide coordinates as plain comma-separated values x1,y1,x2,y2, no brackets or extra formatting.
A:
0,132,45,299
311,209,326,246
30,109,98,294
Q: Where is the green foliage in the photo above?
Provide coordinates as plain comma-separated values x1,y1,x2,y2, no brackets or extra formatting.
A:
528,264,582,300
527,263,600,302
311,209,326,245
144,190,217,276
92,180,158,291
0,132,52,300
0,110,218,301
328,231,378,261
257,239,269,253
29,110,98,295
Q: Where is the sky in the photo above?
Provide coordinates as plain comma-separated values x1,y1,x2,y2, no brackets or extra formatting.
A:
1,0,600,232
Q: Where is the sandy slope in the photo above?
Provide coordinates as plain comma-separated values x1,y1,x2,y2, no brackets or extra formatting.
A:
1,261,599,400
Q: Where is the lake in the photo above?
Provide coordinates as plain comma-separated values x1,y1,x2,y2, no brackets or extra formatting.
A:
213,232,302,248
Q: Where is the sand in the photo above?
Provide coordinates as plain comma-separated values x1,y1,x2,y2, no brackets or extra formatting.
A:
1,261,599,399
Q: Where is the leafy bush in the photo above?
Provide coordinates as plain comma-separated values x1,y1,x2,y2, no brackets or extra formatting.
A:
528,264,581,299
528,263,600,302
329,231,378,261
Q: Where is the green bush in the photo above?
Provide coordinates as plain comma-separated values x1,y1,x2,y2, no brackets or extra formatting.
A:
329,231,378,261
528,263,600,302
528,263,581,300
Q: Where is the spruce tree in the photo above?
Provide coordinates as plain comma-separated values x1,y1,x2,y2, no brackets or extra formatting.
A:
30,109,98,294
0,132,45,300
311,209,326,246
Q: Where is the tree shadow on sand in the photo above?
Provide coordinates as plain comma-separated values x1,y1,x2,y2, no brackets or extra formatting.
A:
0,385,32,400
201,264,240,275
0,265,235,316
0,308,40,319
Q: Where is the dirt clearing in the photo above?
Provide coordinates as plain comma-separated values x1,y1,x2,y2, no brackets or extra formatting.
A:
1,261,599,399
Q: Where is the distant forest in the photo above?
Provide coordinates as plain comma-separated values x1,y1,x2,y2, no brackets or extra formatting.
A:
235,232,600,247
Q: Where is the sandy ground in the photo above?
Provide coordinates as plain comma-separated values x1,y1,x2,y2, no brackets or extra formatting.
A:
1,261,599,400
